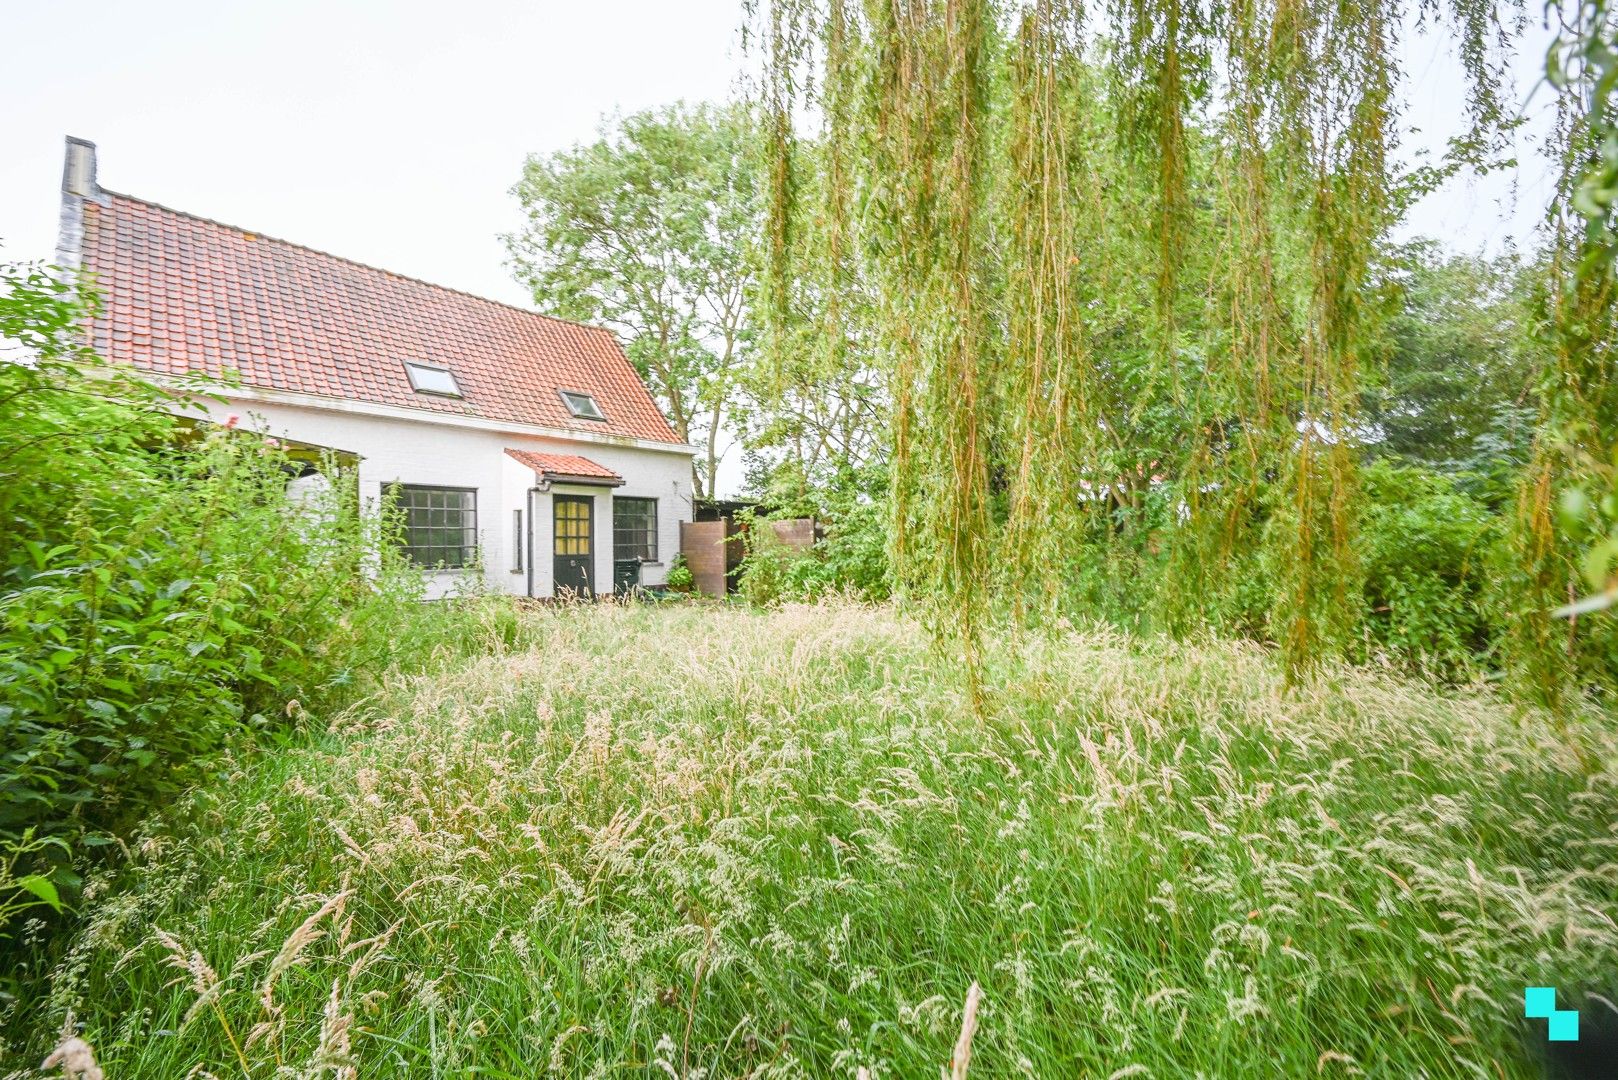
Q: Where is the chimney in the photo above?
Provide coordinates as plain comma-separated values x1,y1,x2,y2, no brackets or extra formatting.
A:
62,137,98,199
55,136,101,275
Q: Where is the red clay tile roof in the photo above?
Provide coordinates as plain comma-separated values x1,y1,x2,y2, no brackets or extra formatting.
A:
77,192,685,445
504,448,624,485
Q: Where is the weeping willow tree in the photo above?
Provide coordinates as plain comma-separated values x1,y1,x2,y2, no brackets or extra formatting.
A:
1002,6,1092,620
1509,1,1618,703
748,0,1603,695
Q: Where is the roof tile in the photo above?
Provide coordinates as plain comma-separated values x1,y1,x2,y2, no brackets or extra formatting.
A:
504,448,624,484
79,194,685,445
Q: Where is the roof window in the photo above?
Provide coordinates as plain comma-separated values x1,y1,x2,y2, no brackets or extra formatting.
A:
559,389,605,420
404,361,461,397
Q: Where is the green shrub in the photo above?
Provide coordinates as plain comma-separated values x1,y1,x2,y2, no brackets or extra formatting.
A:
664,552,694,592
804,498,890,600
736,500,891,605
0,263,469,933
0,428,368,912
1355,460,1502,674
1054,464,1507,671
736,511,791,606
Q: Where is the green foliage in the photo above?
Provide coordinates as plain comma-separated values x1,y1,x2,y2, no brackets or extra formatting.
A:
801,497,890,601
0,263,481,937
505,104,758,497
1366,244,1544,490
1538,1,1618,631
746,2,1586,685
1555,459,1618,618
14,603,1615,1076
0,832,66,933
664,552,695,592
1492,1,1618,700
748,0,1567,690
737,104,886,486
735,468,891,604
1548,0,1618,276
1355,461,1502,674
735,511,792,607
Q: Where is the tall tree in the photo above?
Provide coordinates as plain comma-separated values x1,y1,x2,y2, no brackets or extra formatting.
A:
751,0,1530,682
740,126,888,496
1364,243,1543,488
505,104,756,498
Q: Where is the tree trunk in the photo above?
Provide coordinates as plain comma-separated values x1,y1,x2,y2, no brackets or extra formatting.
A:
704,401,722,500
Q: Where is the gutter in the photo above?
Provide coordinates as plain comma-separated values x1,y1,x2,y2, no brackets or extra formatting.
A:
188,382,700,457
536,472,624,488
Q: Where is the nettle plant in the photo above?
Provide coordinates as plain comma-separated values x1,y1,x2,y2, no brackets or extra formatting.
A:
0,261,391,933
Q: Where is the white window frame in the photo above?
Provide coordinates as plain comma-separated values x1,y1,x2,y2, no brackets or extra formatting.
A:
559,389,606,421
403,361,463,398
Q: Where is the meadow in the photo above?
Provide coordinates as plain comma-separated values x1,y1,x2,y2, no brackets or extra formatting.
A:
8,600,1617,1078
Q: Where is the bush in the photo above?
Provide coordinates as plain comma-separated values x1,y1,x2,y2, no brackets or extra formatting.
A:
1355,460,1502,674
0,263,457,934
806,497,890,600
664,552,694,592
736,498,891,606
735,511,792,606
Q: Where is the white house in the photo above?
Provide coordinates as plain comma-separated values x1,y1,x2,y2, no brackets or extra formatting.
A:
54,138,697,599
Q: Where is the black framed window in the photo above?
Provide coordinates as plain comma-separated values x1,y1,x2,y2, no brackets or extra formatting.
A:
387,484,477,568
613,497,657,561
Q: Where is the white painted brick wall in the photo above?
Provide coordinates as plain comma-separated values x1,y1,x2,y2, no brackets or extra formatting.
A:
197,397,695,599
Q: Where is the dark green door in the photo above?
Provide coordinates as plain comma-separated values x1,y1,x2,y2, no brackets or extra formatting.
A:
553,495,594,597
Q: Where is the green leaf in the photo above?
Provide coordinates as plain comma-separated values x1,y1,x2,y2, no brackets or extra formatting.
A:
14,874,62,912
1559,487,1593,533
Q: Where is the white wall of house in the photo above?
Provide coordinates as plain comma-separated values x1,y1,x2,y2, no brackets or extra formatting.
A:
189,393,695,599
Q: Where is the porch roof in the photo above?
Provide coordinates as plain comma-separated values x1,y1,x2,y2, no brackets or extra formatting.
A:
505,448,624,487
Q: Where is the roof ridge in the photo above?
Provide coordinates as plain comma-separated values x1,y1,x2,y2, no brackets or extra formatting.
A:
95,188,619,338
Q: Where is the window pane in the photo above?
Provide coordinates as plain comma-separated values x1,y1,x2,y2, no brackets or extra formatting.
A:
554,499,592,557
391,485,476,568
405,363,461,396
560,390,605,420
613,498,657,561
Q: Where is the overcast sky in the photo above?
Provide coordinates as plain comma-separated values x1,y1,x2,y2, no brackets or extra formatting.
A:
1,1,1561,494
1,0,746,305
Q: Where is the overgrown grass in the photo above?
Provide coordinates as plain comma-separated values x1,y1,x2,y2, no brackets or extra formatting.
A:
9,602,1616,1077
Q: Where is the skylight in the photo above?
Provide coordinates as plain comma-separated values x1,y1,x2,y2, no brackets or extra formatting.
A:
559,389,605,420
404,361,461,397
